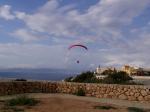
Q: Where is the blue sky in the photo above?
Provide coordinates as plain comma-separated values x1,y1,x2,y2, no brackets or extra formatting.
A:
0,0,150,70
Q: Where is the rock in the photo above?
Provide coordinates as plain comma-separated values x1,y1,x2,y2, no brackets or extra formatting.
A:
86,94,92,97
129,92,134,95
138,96,144,101
144,96,150,101
123,88,128,91
125,91,130,96
109,92,114,96
134,93,140,97
104,94,108,98
145,89,149,92
141,90,148,96
119,94,127,100
128,96,136,101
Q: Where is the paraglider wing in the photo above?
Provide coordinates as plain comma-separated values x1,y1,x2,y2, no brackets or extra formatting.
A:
68,44,88,50
68,44,88,64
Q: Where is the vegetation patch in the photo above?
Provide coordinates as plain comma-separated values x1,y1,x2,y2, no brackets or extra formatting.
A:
14,79,27,81
127,107,146,112
6,95,39,106
65,70,145,85
2,106,24,112
65,71,102,83
75,88,85,96
102,71,133,84
1,95,39,112
94,105,116,110
65,71,136,84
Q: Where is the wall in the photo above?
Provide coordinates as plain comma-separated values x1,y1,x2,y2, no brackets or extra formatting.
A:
56,82,150,102
0,81,149,102
0,81,57,95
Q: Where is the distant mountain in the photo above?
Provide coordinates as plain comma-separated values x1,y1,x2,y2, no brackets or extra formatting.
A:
0,68,79,81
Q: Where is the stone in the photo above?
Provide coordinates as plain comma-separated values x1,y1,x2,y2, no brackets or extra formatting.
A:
123,88,128,91
138,96,144,101
109,92,114,96
128,96,136,101
129,92,134,95
141,90,148,96
104,94,108,98
145,89,149,92
144,96,150,101
86,94,92,97
134,93,140,97
125,91,130,96
119,94,127,100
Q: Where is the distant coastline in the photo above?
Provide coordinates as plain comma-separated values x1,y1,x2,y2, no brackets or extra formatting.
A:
0,68,78,81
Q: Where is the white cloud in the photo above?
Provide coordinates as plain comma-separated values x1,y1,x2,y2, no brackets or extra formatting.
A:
13,0,150,43
0,43,68,68
0,5,15,20
11,29,48,42
85,0,150,26
15,11,26,19
0,0,150,68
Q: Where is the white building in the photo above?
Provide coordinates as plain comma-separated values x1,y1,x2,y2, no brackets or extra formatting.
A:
95,66,116,75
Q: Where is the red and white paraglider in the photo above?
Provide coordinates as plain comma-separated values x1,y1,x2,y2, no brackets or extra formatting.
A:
68,44,88,64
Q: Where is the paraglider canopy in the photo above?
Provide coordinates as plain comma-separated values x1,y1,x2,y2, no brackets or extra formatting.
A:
68,44,88,50
68,44,88,64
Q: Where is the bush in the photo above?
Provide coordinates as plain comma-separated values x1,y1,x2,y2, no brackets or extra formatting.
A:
103,71,133,84
75,88,85,96
94,105,116,110
72,71,94,83
14,79,27,81
84,77,103,83
65,71,134,84
6,95,39,106
2,106,24,112
127,107,146,112
64,71,102,83
101,69,116,75
64,76,73,82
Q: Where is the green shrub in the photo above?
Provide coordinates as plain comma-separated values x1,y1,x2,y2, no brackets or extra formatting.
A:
6,95,39,106
2,106,24,112
14,79,27,81
64,76,73,82
65,71,135,84
72,71,94,83
103,71,133,84
101,69,116,75
10,107,24,112
127,107,146,112
84,77,103,83
94,105,116,110
75,88,85,96
64,71,101,83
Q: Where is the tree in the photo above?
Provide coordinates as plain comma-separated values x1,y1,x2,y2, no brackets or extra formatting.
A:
101,68,116,75
72,71,94,83
103,71,133,84
64,76,73,82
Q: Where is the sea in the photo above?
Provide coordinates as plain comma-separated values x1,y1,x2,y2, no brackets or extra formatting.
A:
0,68,79,81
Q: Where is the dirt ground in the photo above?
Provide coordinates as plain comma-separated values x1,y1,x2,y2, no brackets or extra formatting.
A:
0,94,150,112
26,97,129,112
0,97,131,112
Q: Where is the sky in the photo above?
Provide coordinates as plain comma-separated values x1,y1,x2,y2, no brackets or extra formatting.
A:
0,0,150,70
